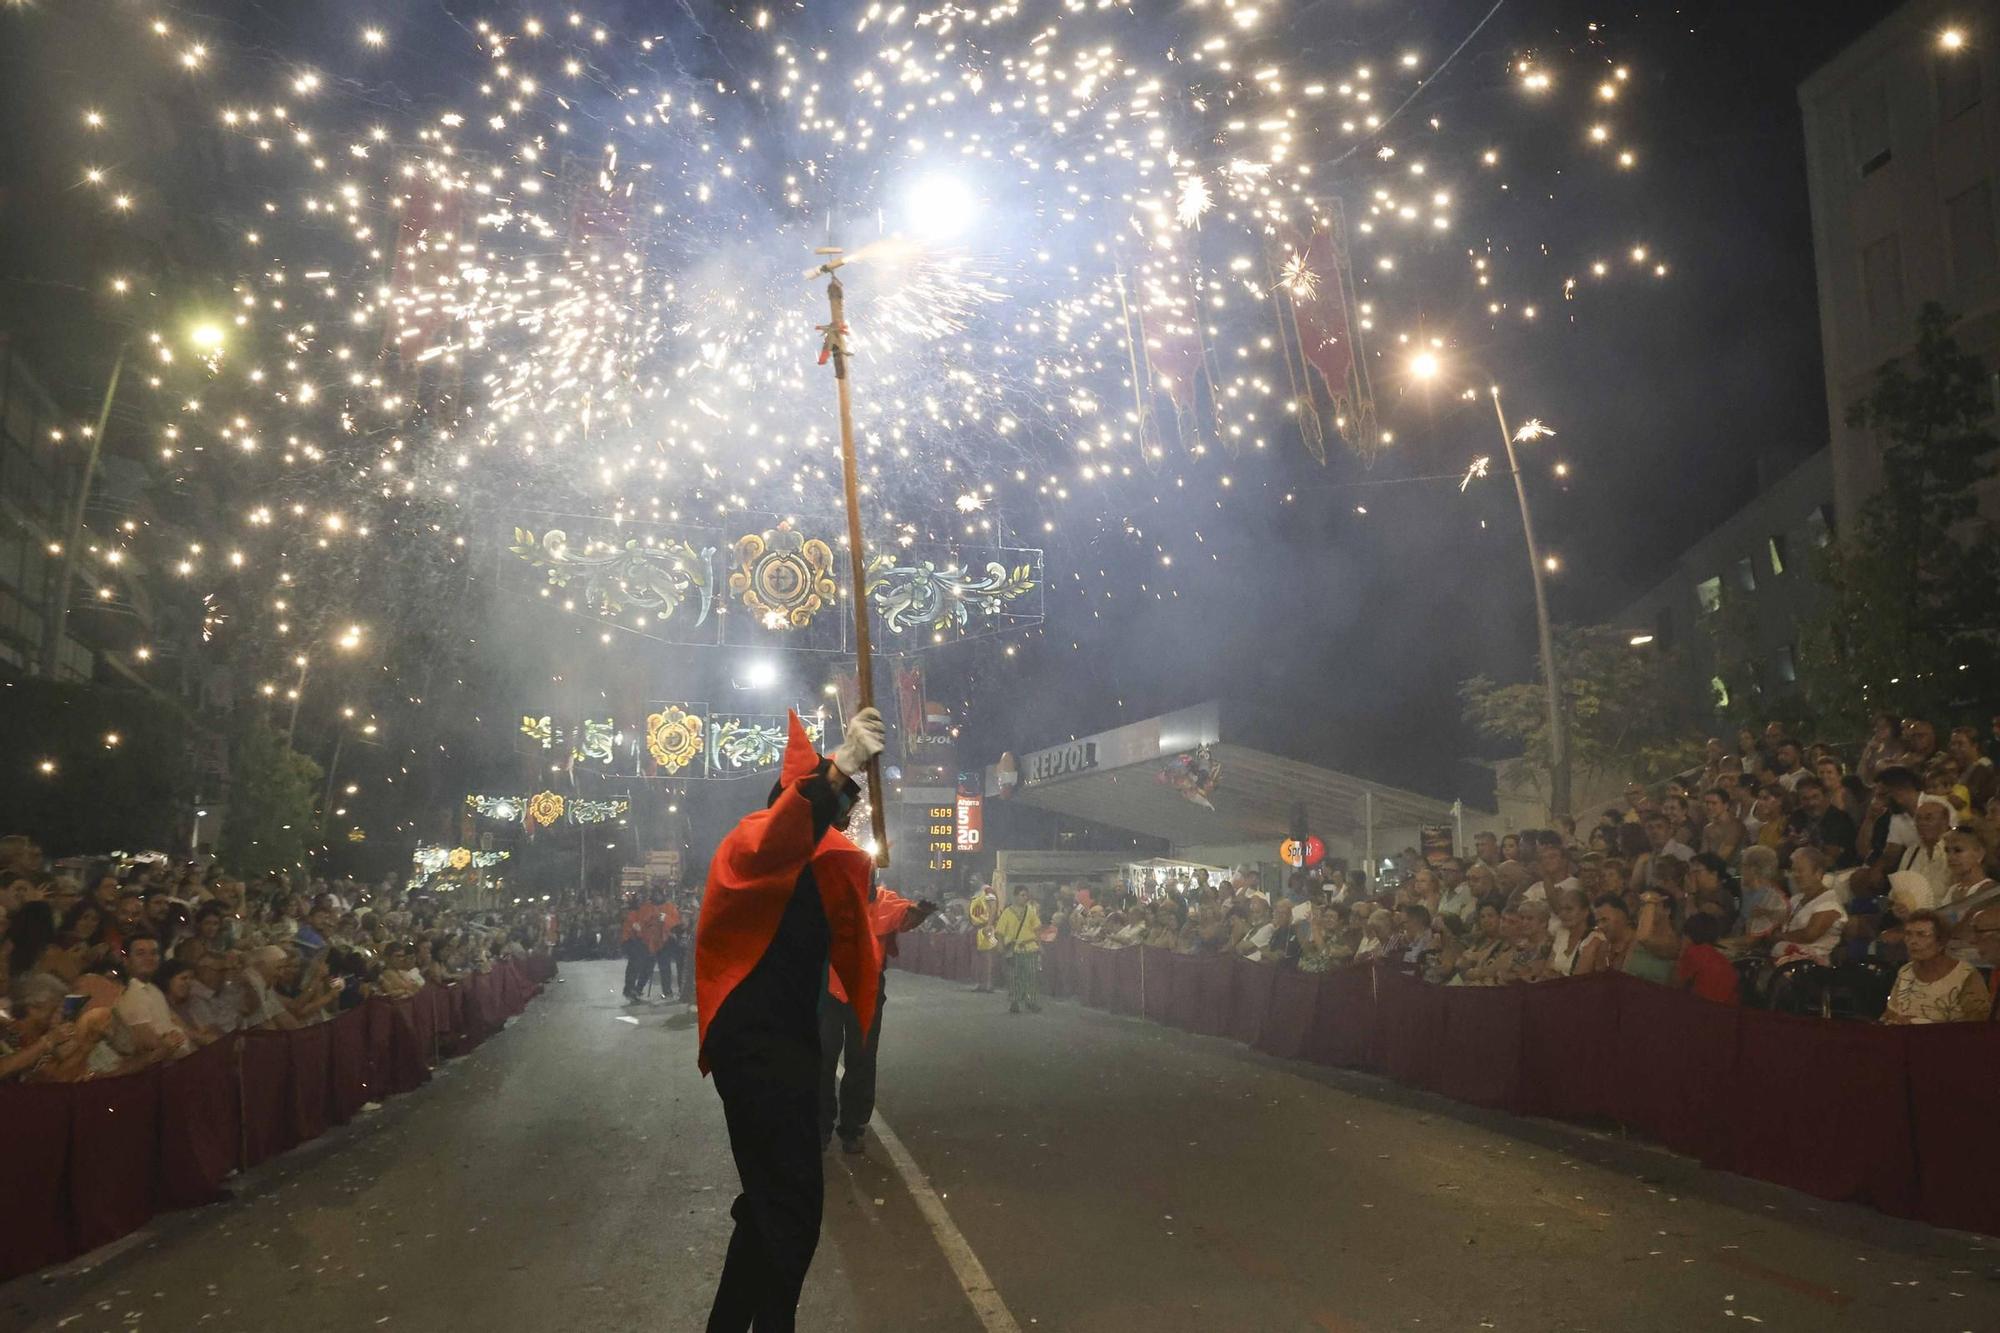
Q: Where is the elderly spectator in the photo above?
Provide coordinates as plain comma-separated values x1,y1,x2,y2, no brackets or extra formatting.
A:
1771,847,1846,965
1577,896,1640,977
1932,828,2000,964
156,960,223,1047
1898,796,1956,904
1547,888,1595,976
1720,845,1789,958
185,949,252,1033
1882,910,1988,1024
2,974,131,1081
1948,725,1999,812
1435,858,1475,927
1524,835,1580,907
1788,776,1860,869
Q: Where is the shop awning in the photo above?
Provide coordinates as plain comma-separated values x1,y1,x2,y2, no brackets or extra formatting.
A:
985,701,1459,852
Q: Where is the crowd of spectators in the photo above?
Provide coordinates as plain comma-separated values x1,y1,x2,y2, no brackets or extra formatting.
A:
960,716,2000,1026
0,836,546,1083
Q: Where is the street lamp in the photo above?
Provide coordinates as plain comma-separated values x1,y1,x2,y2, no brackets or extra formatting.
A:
1412,354,1572,818
40,322,227,678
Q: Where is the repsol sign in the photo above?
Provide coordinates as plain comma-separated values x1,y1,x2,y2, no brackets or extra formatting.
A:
1022,740,1099,785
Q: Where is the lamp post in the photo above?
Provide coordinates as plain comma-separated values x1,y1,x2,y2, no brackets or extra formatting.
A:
1490,387,1571,820
1411,353,1571,819
39,344,126,678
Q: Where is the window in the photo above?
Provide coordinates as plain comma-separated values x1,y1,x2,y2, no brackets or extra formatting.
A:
1733,556,1758,594
1768,534,1789,576
1940,51,1984,120
1850,83,1893,176
1775,644,1798,685
1948,180,1998,286
1862,233,1906,328
1696,575,1722,615
1805,504,1835,548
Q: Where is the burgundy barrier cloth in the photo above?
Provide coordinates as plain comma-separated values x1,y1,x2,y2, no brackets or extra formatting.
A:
1225,956,1276,1048
888,934,2000,1238
1141,947,1176,1024
239,1030,295,1168
1373,969,1445,1090
1255,967,1320,1061
1906,1023,2000,1235
1434,985,1527,1111
158,1037,239,1208
1109,947,1144,1017
1518,972,1623,1121
287,1021,333,1145
0,1081,74,1281
1604,978,1739,1161
328,1007,370,1124
68,1069,160,1255
0,955,550,1286
1724,1010,1918,1217
410,986,438,1069
1043,936,1070,997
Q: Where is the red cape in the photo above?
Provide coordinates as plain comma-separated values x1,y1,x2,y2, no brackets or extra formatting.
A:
695,715,880,1073
828,887,921,1004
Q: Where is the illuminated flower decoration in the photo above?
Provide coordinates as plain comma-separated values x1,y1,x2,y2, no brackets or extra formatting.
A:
447,847,473,870
520,715,553,749
526,790,567,830
646,705,704,775
730,527,836,631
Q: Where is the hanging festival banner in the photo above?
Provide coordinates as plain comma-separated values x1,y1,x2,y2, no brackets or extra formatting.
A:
644,702,708,777
499,509,1042,653
1270,204,1377,457
709,712,825,777
464,793,631,828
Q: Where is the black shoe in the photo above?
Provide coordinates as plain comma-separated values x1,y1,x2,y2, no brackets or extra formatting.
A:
839,1134,864,1155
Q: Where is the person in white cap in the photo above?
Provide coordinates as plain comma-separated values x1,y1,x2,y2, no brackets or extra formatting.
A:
1897,795,1956,906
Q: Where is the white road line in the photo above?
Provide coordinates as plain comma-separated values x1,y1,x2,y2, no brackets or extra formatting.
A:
871,1114,1024,1333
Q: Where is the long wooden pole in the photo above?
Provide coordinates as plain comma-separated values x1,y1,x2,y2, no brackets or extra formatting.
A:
822,273,891,867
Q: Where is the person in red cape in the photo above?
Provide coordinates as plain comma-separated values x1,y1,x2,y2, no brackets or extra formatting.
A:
820,883,935,1153
695,705,885,1333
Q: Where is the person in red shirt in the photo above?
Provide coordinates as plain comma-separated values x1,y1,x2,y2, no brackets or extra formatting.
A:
644,890,682,1000
820,884,935,1153
1673,912,1740,1005
695,708,885,1333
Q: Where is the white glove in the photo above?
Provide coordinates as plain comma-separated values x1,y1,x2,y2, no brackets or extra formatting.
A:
831,707,886,779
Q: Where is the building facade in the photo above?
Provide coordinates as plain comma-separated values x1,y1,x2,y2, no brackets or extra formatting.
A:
1801,0,2000,520
1613,449,1837,722
0,342,92,680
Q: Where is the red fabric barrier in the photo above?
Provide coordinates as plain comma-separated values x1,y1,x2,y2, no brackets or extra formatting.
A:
1255,967,1321,1061
1306,965,1372,1068
1518,972,1623,1121
328,1007,370,1124
409,986,438,1069
1603,979,1740,1161
1225,956,1277,1047
365,995,399,1095
463,974,494,1050
1163,951,1209,1031
1721,1010,1917,1217
372,997,429,1096
1434,985,1527,1111
158,1038,240,1208
1043,936,1071,997
1074,944,1103,1009
0,1081,74,1280
1141,947,1176,1023
287,1021,333,1145
239,1030,295,1168
68,1069,160,1254
1373,968,1445,1089
1108,946,1144,1016
1905,1023,2000,1235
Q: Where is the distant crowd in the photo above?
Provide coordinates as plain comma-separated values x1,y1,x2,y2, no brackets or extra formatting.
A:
938,715,2000,1026
0,836,546,1082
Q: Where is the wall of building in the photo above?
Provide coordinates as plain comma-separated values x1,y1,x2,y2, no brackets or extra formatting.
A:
1611,448,1836,723
1801,0,2000,522
0,344,91,680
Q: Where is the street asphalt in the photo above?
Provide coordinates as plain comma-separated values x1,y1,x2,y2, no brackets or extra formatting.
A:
5,959,2000,1332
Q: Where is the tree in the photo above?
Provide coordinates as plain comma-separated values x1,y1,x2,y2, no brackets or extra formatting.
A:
1462,624,1706,806
1797,304,2000,733
0,680,194,856
217,723,322,877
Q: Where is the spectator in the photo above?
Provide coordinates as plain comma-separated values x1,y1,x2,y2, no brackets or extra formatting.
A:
1898,796,1955,905
1948,726,1999,813
1873,767,1924,871
1858,712,1907,783
1788,776,1860,869
1548,888,1594,977
1579,896,1639,977
1933,829,2000,964
1435,858,1475,926
1720,845,1789,958
113,935,189,1056
1702,788,1747,865
1771,847,1846,966
1673,913,1740,1004
156,960,223,1047
185,949,250,1034
1525,836,1580,907
1882,911,1988,1024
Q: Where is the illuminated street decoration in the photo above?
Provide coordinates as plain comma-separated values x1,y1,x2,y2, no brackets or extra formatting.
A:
866,556,1040,635
568,797,631,824
521,716,554,749
466,793,525,821
730,527,837,631
508,527,716,625
410,843,510,891
711,713,825,774
646,704,705,775
525,791,568,831
571,718,618,768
